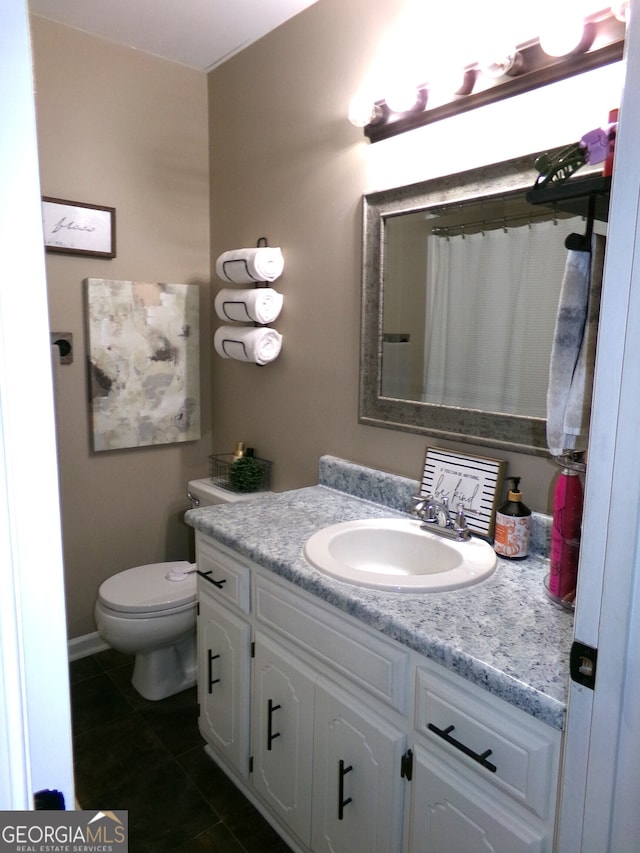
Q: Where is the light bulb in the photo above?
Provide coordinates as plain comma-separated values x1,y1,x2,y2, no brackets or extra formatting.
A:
539,14,593,57
611,1,630,22
385,86,418,114
348,94,379,128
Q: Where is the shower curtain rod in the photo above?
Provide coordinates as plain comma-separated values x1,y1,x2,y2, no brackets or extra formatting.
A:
430,206,576,239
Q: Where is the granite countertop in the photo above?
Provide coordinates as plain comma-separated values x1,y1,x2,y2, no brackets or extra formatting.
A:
186,456,574,730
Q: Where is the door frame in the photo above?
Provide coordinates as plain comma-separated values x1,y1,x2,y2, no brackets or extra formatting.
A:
557,1,640,848
0,0,75,809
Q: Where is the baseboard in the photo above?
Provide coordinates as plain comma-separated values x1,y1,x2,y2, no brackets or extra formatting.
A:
68,631,110,662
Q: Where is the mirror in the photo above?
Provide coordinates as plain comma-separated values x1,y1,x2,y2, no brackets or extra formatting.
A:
359,151,606,455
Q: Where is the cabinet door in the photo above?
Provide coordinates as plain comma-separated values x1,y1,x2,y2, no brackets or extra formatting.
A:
197,591,251,777
407,744,547,853
252,633,316,846
312,677,405,853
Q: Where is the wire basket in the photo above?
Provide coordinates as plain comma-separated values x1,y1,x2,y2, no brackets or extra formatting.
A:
209,453,271,494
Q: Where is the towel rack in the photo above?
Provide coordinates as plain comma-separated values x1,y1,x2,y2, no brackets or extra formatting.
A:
255,236,269,288
526,172,610,253
253,236,273,333
525,173,611,223
213,236,284,365
253,237,273,365
564,193,597,252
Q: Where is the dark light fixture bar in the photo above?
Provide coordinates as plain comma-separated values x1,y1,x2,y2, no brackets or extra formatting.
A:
364,11,625,144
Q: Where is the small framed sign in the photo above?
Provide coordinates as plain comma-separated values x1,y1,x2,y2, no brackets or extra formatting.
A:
42,197,116,258
419,446,506,538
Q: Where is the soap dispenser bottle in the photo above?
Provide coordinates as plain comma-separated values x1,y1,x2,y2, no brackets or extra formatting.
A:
494,477,531,559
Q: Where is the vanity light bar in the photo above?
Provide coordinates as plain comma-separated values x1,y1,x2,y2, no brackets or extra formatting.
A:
363,9,625,143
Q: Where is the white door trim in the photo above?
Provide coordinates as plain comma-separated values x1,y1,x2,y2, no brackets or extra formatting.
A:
558,2,640,848
0,0,75,809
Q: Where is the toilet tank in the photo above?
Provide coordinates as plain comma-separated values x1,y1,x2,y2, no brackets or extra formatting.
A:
187,478,266,507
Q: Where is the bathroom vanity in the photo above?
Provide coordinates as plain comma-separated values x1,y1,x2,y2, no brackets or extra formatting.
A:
186,457,572,853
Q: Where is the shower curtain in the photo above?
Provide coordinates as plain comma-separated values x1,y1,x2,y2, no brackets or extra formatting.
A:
423,218,581,417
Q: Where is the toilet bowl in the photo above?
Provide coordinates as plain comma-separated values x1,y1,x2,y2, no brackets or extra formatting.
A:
94,478,267,700
95,561,198,700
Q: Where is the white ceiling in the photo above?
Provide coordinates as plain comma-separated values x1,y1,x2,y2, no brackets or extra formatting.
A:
27,0,319,71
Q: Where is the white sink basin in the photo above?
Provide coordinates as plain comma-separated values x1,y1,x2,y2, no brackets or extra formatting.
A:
302,518,497,592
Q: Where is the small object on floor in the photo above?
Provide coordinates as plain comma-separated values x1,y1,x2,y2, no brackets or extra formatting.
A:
34,789,66,809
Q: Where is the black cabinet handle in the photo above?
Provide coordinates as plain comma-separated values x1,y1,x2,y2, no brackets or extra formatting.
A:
267,699,281,751
207,651,221,693
428,723,497,773
197,569,227,590
338,759,353,820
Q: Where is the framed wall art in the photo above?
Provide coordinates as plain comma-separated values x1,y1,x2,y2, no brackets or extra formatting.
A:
86,278,200,451
42,197,116,258
419,446,506,538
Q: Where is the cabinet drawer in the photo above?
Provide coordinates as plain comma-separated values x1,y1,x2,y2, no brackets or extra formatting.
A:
196,535,251,614
415,665,560,819
255,575,408,712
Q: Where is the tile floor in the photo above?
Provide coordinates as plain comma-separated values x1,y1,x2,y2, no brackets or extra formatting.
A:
70,649,293,852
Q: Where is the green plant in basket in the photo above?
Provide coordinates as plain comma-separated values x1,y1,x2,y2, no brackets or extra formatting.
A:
229,455,264,492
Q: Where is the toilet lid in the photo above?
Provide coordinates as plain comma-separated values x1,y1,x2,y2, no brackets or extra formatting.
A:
98,561,197,614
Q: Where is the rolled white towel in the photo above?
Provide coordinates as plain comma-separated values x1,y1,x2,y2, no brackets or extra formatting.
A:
214,287,283,325
215,247,284,284
214,325,283,365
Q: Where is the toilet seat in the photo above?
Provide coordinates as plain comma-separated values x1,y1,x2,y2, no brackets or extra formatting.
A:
98,561,197,615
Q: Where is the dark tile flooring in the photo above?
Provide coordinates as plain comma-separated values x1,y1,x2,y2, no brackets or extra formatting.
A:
70,649,293,852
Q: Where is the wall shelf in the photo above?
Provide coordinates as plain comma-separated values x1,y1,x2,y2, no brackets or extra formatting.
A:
526,173,611,222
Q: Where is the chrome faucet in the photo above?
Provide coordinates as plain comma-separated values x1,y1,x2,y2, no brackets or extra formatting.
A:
410,495,471,541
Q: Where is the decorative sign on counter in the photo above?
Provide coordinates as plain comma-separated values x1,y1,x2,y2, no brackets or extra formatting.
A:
419,447,506,538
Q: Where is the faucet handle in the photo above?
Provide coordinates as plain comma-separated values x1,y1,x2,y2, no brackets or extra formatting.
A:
410,495,427,517
410,495,437,522
435,500,449,527
454,505,471,539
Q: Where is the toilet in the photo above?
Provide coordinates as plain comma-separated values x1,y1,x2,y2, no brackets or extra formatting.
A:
94,478,257,701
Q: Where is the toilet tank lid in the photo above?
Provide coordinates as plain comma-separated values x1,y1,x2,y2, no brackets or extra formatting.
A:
98,561,196,613
188,477,270,505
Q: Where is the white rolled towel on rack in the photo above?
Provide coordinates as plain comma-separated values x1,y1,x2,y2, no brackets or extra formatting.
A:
214,325,283,365
215,247,284,284
214,287,283,324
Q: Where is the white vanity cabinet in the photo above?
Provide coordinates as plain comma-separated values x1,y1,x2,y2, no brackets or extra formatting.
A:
310,677,406,853
195,532,561,853
196,538,252,777
251,632,315,844
251,633,405,853
408,745,547,853
406,664,560,852
197,592,251,775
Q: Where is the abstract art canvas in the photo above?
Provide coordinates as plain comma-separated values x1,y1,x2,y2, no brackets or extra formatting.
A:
86,278,200,451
